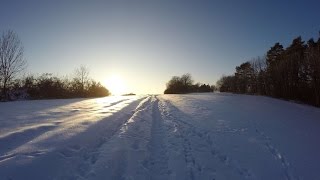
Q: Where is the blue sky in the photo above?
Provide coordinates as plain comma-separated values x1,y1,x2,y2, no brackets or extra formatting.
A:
1,0,319,94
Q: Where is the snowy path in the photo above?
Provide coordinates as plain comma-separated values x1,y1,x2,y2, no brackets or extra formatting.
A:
1,93,320,179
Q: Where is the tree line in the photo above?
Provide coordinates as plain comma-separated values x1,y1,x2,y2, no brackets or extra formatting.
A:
217,34,320,107
164,73,214,94
0,30,110,101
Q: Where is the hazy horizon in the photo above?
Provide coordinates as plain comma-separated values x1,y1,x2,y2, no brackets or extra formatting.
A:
1,0,319,94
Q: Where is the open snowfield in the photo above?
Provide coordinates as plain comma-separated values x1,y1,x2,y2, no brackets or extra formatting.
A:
0,93,320,180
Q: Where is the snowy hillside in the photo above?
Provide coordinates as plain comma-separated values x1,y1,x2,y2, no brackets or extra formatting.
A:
0,93,320,180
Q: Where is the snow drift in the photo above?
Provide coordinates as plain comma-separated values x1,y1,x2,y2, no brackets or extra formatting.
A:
0,93,320,180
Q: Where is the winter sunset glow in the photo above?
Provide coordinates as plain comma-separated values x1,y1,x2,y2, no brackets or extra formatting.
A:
1,1,320,180
1,1,319,95
104,75,127,95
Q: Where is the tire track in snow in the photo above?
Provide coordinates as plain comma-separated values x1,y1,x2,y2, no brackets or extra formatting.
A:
160,99,254,180
0,97,136,165
54,97,149,179
159,100,208,180
83,96,153,180
169,114,214,180
254,128,300,180
144,96,169,180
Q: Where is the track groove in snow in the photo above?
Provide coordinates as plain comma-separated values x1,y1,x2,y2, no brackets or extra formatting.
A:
144,96,169,180
254,128,299,180
1,93,320,179
86,96,153,180
160,99,254,180
67,97,149,179
0,96,146,179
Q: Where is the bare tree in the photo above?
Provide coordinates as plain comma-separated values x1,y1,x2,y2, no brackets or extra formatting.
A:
0,30,26,99
73,65,90,96
250,56,267,94
180,73,193,87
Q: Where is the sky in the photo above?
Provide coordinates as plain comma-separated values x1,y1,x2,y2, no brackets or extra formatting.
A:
1,0,319,94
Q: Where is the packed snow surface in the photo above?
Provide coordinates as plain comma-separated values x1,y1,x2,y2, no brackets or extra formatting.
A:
0,93,320,180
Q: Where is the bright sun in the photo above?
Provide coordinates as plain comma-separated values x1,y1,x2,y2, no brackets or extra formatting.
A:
104,75,127,95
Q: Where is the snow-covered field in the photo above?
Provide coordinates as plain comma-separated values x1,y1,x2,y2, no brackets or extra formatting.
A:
0,93,320,180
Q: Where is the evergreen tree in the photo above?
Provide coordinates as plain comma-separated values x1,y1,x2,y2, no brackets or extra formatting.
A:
266,42,284,97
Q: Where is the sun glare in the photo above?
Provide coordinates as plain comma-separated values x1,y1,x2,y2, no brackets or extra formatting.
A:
104,75,127,95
